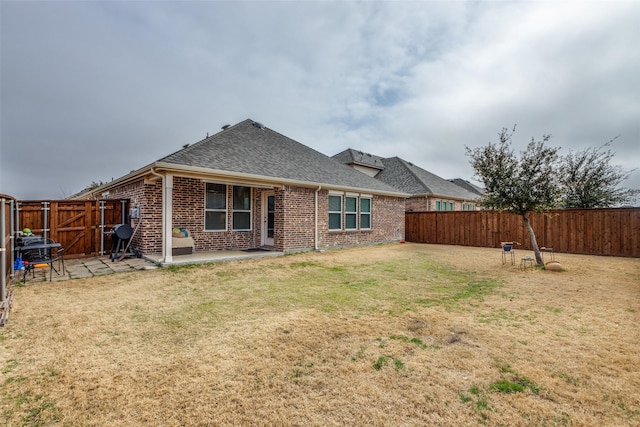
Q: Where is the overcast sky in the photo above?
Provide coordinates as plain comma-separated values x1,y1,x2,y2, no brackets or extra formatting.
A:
1,0,639,201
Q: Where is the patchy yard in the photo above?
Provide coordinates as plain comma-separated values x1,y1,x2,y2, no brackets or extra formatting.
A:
1,243,639,426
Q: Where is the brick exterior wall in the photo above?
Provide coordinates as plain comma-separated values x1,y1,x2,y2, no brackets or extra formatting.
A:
105,176,406,255
406,196,479,212
278,186,316,252
317,191,405,250
104,178,163,253
174,177,261,251
406,197,430,212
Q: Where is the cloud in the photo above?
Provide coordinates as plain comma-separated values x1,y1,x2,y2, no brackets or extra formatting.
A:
1,1,638,200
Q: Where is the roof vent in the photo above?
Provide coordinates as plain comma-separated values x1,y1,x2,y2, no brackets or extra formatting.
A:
252,121,265,129
221,124,230,130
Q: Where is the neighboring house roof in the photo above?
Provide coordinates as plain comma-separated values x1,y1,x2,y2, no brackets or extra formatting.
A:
448,178,484,196
332,149,386,171
83,119,406,198
370,157,480,200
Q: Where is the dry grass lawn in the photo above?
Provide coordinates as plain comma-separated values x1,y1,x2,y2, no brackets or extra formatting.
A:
1,243,639,426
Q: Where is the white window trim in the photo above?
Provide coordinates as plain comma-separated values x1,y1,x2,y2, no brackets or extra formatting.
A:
328,193,343,231
204,183,228,232
232,186,252,231
360,196,372,230
328,192,373,231
345,195,358,230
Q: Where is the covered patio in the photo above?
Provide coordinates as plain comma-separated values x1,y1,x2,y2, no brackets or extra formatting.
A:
143,249,285,267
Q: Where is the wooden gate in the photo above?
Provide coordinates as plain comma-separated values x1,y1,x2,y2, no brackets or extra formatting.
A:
16,200,129,258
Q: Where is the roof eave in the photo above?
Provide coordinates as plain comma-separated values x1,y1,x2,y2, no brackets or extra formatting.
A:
149,162,410,198
69,163,155,199
411,192,481,201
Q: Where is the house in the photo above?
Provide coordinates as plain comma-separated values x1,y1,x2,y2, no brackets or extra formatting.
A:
80,120,408,264
333,149,480,212
448,178,484,196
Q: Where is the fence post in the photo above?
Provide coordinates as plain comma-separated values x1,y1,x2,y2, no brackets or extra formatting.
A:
15,202,20,237
1,198,6,303
42,201,49,241
100,200,106,256
9,200,15,276
121,200,127,224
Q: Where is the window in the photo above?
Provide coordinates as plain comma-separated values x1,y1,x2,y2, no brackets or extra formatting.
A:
449,201,454,211
435,200,441,211
329,194,372,231
232,186,251,230
329,195,342,230
345,196,357,230
360,197,371,229
205,183,227,230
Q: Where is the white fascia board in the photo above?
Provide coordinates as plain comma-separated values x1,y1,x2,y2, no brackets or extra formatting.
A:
152,162,410,198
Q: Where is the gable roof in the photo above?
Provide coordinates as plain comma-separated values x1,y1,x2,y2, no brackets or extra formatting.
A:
332,148,386,171
370,157,480,200
87,119,406,198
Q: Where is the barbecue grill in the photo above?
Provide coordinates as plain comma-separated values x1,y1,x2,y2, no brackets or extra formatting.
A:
109,224,134,261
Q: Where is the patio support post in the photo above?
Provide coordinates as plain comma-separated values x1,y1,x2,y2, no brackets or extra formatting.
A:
162,173,173,263
315,186,321,250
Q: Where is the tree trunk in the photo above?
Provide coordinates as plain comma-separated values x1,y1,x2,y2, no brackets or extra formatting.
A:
522,213,543,265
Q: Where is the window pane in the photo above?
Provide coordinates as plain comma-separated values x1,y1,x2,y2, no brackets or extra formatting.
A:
233,186,251,210
329,213,341,230
360,198,371,213
205,211,226,230
206,183,226,209
360,214,371,229
435,201,441,211
345,197,357,212
345,213,357,229
233,212,251,230
329,195,341,212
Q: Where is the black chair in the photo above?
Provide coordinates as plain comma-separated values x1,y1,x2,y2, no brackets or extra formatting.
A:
20,239,63,282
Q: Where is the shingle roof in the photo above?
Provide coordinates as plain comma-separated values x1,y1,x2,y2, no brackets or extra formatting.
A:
448,178,484,196
158,119,403,195
374,157,480,200
332,149,386,170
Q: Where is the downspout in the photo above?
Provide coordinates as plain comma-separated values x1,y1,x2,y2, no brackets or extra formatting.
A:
315,186,321,250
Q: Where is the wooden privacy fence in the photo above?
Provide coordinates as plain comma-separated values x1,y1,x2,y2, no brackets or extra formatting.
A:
406,208,640,258
2,195,15,312
15,199,129,259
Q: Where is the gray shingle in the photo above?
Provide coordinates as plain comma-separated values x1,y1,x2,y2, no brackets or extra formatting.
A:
159,119,402,194
332,148,385,170
448,178,484,196
375,157,480,200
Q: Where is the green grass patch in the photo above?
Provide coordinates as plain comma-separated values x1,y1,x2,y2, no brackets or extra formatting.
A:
491,362,540,394
489,378,525,393
166,264,198,272
460,385,491,414
373,355,388,371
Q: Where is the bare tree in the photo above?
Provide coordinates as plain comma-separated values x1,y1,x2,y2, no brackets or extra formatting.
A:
466,126,562,266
